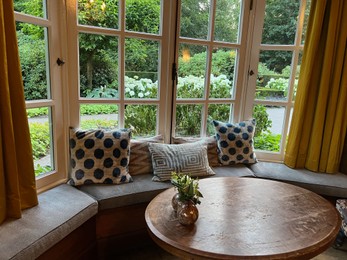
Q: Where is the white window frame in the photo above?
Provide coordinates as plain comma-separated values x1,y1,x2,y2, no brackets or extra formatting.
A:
243,0,309,162
172,0,252,137
14,0,69,192
66,0,174,143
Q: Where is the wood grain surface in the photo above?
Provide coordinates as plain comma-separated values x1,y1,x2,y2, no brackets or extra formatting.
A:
145,177,341,259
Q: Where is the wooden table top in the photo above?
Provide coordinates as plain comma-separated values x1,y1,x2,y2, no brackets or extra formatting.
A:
145,177,341,259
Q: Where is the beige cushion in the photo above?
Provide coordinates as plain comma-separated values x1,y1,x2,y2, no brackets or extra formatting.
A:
172,136,221,167
129,135,164,175
148,142,215,181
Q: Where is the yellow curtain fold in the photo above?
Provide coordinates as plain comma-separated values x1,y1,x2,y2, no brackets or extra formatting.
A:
284,0,347,173
0,0,38,225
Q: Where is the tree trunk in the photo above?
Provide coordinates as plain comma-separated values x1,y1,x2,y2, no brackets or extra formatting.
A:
86,51,94,90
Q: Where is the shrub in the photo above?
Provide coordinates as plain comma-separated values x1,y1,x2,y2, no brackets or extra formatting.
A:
17,31,48,100
29,122,50,160
252,105,272,136
178,50,235,80
80,104,118,115
27,107,48,118
124,76,157,98
80,119,118,130
254,132,281,152
125,105,157,137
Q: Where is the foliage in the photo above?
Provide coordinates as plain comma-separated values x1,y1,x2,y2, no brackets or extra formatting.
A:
80,104,118,115
86,85,118,98
175,104,202,137
124,105,156,137
178,50,235,81
260,0,301,72
126,0,161,34
27,107,48,118
254,133,281,152
35,164,52,177
29,122,50,160
77,0,161,95
171,172,203,205
17,31,47,100
265,77,289,96
124,76,157,98
80,119,118,130
252,105,272,137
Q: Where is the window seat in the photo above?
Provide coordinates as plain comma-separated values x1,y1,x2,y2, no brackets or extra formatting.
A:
250,162,347,198
1,162,346,259
0,184,98,260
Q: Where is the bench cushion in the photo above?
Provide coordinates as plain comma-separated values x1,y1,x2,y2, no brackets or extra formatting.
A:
211,165,256,177
79,174,172,211
250,162,347,198
79,165,255,211
0,184,98,260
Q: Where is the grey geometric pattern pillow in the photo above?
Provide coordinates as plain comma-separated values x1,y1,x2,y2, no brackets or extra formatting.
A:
69,128,133,186
148,142,215,181
172,136,221,167
213,119,257,165
129,135,164,176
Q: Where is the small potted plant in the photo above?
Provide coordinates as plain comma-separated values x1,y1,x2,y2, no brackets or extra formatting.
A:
170,172,203,225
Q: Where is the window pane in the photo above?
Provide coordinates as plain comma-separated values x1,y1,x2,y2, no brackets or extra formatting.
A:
301,0,311,44
180,0,210,39
125,76,158,99
261,0,300,45
124,105,157,137
17,23,50,101
80,104,119,130
126,0,161,34
178,44,207,99
125,38,159,99
175,104,202,137
253,105,284,152
214,0,241,43
27,107,54,177
79,33,118,98
292,51,303,101
256,50,292,101
207,104,233,135
14,0,46,18
78,0,119,29
210,48,236,99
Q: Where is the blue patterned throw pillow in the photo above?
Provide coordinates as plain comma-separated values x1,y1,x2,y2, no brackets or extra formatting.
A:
213,119,257,165
69,128,133,186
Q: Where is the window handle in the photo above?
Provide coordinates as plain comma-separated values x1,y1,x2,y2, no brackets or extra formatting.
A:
57,58,65,66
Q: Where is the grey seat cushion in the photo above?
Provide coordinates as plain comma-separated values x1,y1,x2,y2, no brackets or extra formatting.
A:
79,165,255,211
211,165,256,178
79,174,172,211
250,162,347,198
0,184,98,260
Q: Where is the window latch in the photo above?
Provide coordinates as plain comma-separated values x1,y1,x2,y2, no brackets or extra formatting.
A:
57,58,65,66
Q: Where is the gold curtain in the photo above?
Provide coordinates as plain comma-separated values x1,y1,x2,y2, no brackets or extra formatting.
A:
284,0,347,173
0,0,38,225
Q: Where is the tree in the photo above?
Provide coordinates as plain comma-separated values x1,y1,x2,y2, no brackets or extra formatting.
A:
78,0,161,95
260,0,301,72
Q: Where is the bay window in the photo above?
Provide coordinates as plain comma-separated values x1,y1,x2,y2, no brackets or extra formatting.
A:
14,0,311,190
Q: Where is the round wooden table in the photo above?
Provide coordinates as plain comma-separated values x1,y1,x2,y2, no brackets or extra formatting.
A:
145,177,341,259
